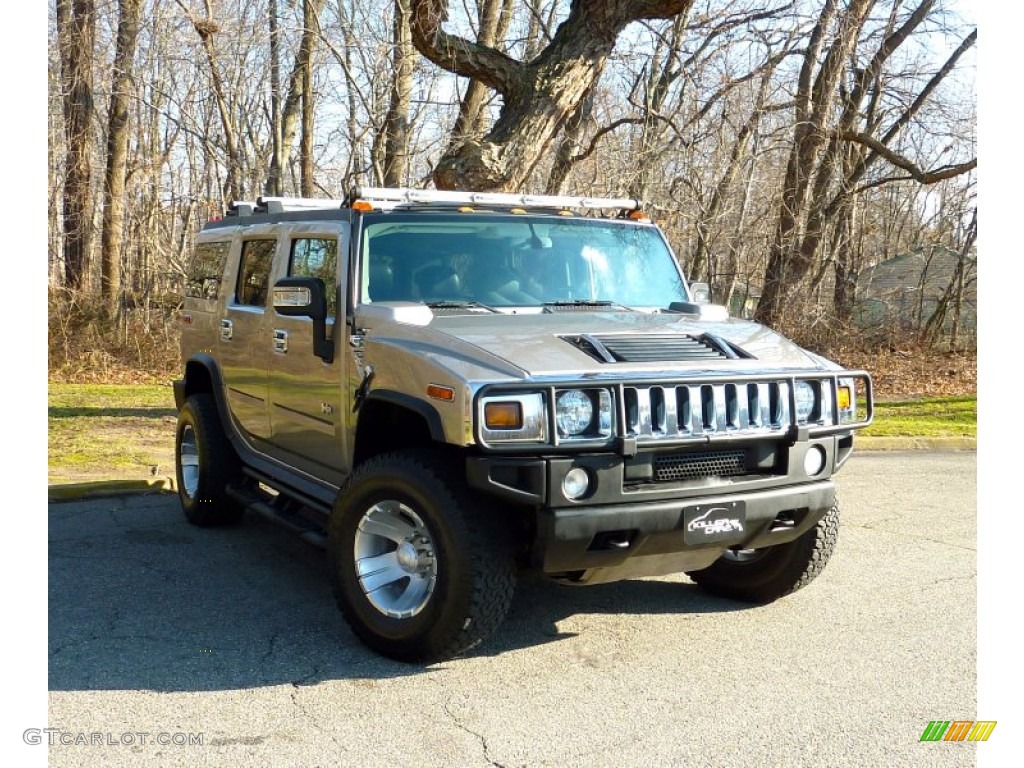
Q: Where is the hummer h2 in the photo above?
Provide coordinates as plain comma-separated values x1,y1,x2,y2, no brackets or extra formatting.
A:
174,187,873,662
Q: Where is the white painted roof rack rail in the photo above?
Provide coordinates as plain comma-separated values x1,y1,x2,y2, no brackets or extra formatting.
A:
349,186,641,211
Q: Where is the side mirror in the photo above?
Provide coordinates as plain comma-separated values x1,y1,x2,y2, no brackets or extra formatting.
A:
689,282,711,305
273,276,334,363
669,283,728,320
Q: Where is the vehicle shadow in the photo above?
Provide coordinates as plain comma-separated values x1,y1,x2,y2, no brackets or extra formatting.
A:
49,494,746,693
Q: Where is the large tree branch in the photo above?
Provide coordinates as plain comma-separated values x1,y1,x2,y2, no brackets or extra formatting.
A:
409,0,522,94
840,27,976,195
850,0,934,108
840,130,976,184
877,28,977,149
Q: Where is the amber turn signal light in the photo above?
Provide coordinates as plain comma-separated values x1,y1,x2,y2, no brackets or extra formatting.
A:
484,402,523,429
837,386,852,410
427,384,455,402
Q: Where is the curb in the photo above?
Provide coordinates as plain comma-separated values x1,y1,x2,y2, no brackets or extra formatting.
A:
856,436,976,451
48,477,177,502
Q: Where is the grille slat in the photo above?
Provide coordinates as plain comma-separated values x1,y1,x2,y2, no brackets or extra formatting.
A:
625,380,796,441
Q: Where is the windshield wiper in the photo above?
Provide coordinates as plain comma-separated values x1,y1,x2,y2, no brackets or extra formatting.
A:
424,300,499,313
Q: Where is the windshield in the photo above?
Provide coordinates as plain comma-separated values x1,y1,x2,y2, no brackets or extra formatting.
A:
357,213,688,311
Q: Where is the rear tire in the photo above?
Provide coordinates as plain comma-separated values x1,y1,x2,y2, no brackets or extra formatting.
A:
687,502,839,603
174,393,244,526
328,450,516,663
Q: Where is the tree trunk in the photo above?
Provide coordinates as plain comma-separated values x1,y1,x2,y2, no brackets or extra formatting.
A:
544,85,594,194
451,0,515,142
410,0,693,191
266,0,283,196
691,66,773,284
175,2,243,201
754,0,873,327
375,0,416,186
300,0,316,195
56,0,96,290
101,0,142,315
265,0,326,196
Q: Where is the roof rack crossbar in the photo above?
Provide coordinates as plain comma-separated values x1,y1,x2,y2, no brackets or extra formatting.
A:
227,201,258,217
349,187,641,211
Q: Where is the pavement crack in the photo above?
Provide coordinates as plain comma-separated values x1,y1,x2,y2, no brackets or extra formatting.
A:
845,522,976,551
288,680,345,755
441,699,510,768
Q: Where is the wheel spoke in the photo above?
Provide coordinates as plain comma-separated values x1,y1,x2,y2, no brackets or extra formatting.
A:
358,506,415,543
357,552,407,593
390,575,431,615
356,550,400,578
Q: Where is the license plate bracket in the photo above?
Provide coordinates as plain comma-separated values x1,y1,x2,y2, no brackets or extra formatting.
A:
683,501,747,545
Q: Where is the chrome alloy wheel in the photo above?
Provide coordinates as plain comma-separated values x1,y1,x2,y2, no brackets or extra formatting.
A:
353,501,438,619
179,424,200,499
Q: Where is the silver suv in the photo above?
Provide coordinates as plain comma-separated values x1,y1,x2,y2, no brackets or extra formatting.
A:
174,187,873,662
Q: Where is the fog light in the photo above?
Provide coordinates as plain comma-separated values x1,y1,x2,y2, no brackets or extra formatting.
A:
803,445,826,476
562,467,591,500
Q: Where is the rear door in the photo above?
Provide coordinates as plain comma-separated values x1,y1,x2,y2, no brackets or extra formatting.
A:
218,231,278,440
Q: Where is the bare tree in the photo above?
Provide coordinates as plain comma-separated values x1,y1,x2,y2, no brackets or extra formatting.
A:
100,0,143,315
56,0,96,289
266,0,283,195
450,0,516,142
174,0,244,200
371,0,418,186
410,0,694,190
755,0,976,328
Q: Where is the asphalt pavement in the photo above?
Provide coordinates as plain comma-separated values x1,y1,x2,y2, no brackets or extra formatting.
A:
47,451,979,767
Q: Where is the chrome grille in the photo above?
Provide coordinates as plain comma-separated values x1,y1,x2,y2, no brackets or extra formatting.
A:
653,450,747,482
623,381,791,440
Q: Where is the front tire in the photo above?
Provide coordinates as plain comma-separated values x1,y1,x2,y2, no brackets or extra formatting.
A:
328,450,516,663
687,502,840,603
174,393,244,526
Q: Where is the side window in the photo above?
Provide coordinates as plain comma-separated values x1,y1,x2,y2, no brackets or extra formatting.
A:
236,240,276,307
186,241,228,300
290,238,338,317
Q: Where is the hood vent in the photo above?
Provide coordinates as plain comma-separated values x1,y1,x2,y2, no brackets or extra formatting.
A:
562,333,751,364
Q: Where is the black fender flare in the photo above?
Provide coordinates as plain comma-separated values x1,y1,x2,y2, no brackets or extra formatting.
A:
361,389,446,443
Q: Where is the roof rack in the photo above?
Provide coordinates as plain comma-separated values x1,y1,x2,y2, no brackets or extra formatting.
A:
256,196,346,213
222,189,643,219
224,197,345,217
226,200,258,217
348,186,641,212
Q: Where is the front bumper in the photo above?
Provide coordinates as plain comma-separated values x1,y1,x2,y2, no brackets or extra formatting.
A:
535,480,835,584
466,435,844,584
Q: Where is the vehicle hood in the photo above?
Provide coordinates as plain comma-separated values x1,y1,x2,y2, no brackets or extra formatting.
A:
418,311,829,379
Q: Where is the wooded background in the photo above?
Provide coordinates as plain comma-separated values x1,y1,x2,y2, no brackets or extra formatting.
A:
48,0,976,379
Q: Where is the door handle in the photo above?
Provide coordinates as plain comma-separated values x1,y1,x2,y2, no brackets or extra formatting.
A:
273,329,288,353
220,319,233,341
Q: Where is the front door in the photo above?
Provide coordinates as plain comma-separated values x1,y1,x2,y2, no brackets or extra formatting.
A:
265,224,348,476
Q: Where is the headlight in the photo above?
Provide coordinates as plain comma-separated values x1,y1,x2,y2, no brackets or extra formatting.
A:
555,388,613,440
794,380,817,423
479,393,547,443
556,390,593,435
